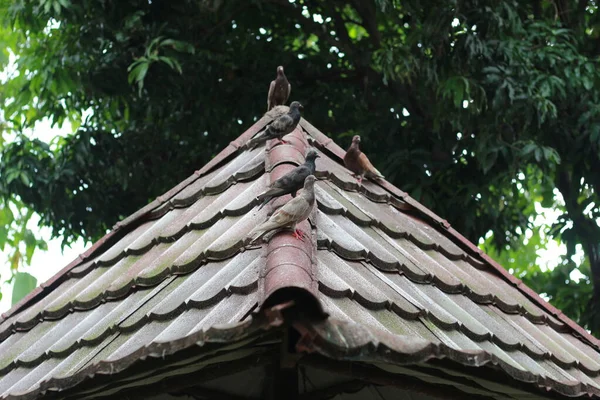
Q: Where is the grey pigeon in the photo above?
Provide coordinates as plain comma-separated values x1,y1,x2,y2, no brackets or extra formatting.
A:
247,101,303,149
249,175,317,242
343,135,384,184
267,66,291,111
256,149,320,210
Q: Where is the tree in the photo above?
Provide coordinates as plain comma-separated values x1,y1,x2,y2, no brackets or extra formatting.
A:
0,0,598,333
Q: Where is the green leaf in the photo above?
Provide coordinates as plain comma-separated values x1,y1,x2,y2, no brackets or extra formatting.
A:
0,207,14,225
24,230,36,264
11,272,37,305
9,250,21,271
159,56,182,74
521,143,537,156
0,227,7,251
481,150,498,174
161,39,194,54
37,240,48,251
20,172,30,186
127,61,149,84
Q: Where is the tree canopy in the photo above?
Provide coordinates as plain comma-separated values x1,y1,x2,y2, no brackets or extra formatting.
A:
0,0,599,334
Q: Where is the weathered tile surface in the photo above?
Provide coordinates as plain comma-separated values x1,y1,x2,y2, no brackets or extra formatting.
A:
0,111,599,400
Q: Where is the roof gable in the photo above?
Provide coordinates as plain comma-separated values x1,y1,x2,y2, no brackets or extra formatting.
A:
0,107,599,399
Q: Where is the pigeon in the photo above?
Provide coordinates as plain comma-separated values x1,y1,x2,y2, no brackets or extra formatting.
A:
246,101,303,149
256,149,320,210
249,175,317,242
267,66,291,111
343,135,384,184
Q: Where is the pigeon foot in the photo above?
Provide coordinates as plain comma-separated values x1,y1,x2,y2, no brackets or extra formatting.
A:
293,229,306,240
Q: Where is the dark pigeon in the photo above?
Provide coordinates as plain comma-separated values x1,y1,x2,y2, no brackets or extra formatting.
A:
256,149,320,210
246,101,303,149
267,66,291,111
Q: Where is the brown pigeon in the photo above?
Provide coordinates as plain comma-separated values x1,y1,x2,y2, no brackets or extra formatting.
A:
256,149,320,210
246,101,303,149
343,135,384,184
249,175,316,242
267,66,291,111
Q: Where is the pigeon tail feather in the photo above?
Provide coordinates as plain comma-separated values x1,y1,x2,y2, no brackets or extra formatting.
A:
249,220,286,242
257,195,274,210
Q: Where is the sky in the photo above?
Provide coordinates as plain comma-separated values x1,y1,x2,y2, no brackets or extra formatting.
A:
0,118,87,314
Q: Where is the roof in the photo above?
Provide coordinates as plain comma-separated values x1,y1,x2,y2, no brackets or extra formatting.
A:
1,106,599,399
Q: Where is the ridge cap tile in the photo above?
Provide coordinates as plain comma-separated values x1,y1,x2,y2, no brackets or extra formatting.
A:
258,128,321,312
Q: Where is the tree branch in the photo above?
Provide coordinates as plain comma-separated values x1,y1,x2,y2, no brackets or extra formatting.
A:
350,0,381,48
556,167,600,332
532,0,541,19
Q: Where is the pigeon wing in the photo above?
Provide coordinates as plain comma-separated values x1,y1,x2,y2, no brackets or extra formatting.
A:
256,165,310,209
267,80,276,111
249,195,310,241
344,149,364,176
358,152,384,179
269,113,294,136
275,195,312,226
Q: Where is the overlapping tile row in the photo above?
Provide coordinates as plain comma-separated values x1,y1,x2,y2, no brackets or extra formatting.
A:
308,174,600,397
312,167,568,330
0,149,284,398
312,254,600,396
0,147,266,342
297,316,600,398
0,110,307,399
0,224,263,373
0,249,263,399
0,151,277,392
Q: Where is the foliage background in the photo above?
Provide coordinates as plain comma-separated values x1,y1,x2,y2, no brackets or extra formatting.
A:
0,0,598,335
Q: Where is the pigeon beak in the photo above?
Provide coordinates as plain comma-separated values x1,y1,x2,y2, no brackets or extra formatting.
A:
299,104,304,110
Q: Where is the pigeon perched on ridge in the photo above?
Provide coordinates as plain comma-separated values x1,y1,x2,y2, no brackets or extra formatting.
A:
343,135,384,184
256,149,320,210
267,66,291,111
249,175,317,242
246,101,303,149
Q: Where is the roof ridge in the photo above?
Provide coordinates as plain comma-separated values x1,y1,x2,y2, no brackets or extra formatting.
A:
257,126,323,317
0,112,276,324
299,118,600,350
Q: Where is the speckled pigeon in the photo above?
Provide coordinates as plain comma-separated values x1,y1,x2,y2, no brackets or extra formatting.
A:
249,175,316,242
